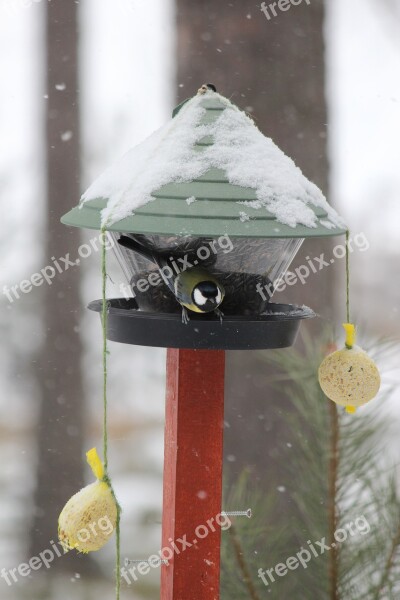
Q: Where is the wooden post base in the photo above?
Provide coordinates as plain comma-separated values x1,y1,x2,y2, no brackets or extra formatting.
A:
161,348,225,600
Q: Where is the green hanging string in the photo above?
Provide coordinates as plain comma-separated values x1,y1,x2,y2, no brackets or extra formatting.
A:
101,227,109,472
345,229,350,324
100,226,121,600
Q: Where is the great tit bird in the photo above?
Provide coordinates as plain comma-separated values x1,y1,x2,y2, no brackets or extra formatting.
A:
118,235,225,323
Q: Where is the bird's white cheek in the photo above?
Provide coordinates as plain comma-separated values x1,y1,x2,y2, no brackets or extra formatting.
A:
193,289,207,306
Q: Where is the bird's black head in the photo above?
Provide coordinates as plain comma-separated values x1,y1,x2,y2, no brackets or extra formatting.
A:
192,280,223,312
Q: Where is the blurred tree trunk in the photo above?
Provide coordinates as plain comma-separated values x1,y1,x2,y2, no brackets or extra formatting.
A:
175,0,334,514
29,0,94,574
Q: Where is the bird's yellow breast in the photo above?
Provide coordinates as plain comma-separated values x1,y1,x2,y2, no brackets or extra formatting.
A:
180,301,206,314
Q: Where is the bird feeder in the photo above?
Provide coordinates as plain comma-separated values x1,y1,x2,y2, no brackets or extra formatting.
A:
61,85,346,599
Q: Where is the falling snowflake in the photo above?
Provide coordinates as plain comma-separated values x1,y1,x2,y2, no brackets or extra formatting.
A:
61,131,73,142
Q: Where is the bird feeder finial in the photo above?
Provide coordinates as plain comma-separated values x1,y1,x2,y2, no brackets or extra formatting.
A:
197,82,217,95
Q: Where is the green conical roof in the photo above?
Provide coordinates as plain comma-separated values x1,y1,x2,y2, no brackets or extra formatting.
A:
61,92,347,239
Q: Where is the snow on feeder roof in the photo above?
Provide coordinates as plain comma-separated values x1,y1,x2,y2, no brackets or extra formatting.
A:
61,88,347,239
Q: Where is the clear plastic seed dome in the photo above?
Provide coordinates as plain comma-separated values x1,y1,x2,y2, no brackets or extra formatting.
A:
110,232,303,315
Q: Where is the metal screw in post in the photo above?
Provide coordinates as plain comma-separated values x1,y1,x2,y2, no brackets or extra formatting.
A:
222,508,252,518
125,558,169,567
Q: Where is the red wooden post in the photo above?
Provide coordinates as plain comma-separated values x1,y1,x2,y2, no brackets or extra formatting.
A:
161,348,225,600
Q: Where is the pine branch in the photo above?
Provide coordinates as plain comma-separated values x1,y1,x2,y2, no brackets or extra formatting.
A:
228,524,261,600
373,522,400,600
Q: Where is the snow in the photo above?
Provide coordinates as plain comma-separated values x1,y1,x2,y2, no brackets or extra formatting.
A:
239,211,250,222
260,305,314,318
320,219,336,230
61,130,73,142
81,97,207,225
186,195,196,205
81,91,346,230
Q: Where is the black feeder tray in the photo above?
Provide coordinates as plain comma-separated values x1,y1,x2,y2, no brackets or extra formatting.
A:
88,299,316,350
